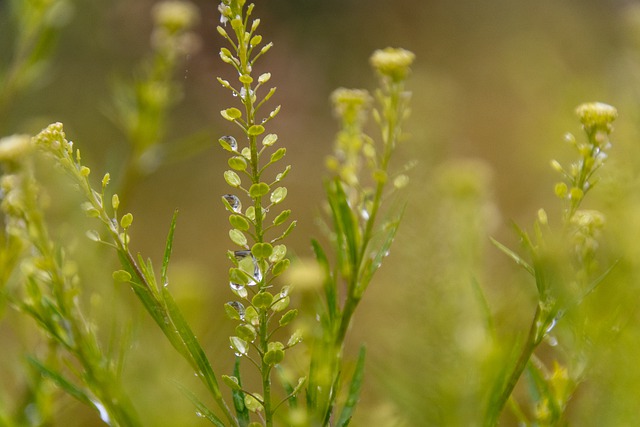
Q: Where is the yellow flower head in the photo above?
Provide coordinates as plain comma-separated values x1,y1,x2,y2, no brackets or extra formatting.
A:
369,48,415,82
575,102,617,133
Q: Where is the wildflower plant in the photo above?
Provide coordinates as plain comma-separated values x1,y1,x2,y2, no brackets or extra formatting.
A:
307,47,414,426
486,102,617,425
215,0,302,425
0,135,141,426
2,0,414,425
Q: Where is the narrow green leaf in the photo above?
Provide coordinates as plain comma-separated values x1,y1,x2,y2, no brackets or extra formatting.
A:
233,357,250,426
335,346,367,427
358,208,405,296
174,382,226,427
161,287,223,399
162,210,179,286
490,237,535,276
327,179,359,273
311,239,338,321
27,357,93,407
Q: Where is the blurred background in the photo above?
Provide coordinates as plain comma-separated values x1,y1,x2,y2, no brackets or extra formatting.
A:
4,0,640,425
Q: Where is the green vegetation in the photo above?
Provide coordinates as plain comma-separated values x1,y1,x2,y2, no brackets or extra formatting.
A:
1,0,639,426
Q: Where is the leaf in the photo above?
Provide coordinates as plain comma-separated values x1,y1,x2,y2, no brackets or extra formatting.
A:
327,179,359,275
490,237,535,276
174,382,226,427
27,357,92,407
232,357,250,426
335,346,366,427
161,287,222,399
357,207,405,297
161,210,178,287
311,239,337,321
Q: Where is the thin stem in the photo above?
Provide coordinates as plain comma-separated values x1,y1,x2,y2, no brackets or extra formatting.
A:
484,305,542,427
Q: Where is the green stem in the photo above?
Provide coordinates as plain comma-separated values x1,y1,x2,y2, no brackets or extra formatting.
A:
484,305,542,427
259,310,273,426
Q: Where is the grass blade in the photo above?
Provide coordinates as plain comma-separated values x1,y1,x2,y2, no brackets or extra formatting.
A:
335,346,366,427
490,237,534,276
174,382,225,427
27,357,92,406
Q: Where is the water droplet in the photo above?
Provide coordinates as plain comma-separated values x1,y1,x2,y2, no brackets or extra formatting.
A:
546,318,557,334
228,301,246,319
230,281,244,291
91,400,111,424
360,208,370,220
234,250,261,286
195,411,204,418
546,335,558,346
220,135,238,150
223,194,242,213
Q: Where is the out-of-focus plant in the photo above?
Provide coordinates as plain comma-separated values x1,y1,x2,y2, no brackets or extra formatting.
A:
486,102,618,426
108,0,201,206
304,47,414,427
0,134,141,426
0,0,74,126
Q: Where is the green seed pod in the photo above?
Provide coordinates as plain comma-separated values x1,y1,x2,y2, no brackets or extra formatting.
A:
247,124,265,136
279,309,298,326
251,242,273,259
252,292,274,309
228,156,248,171
221,108,242,121
270,147,286,163
224,170,242,187
229,214,250,231
120,213,133,229
229,229,248,247
262,133,277,146
112,270,132,282
221,375,241,391
249,182,270,198
273,210,290,226
236,323,257,342
270,187,287,204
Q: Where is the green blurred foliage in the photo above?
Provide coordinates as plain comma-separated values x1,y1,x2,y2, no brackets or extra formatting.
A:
4,0,640,425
